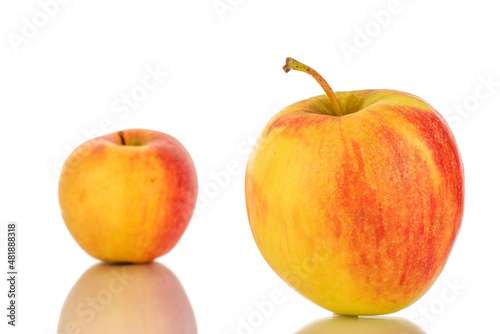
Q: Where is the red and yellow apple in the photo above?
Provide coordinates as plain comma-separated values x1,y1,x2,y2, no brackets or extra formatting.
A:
245,58,464,315
58,262,197,334
58,129,197,263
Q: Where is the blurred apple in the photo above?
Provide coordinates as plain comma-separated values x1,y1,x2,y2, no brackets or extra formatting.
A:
58,129,197,263
58,262,197,334
295,316,425,334
245,58,464,315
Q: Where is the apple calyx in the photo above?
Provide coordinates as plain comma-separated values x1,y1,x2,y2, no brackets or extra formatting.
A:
283,57,344,116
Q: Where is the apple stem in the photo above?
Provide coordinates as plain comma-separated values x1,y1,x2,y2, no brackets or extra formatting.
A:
118,131,126,145
283,57,344,116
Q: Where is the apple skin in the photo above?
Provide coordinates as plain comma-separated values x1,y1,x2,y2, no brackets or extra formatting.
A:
58,129,197,263
57,262,197,334
245,90,464,315
295,315,425,334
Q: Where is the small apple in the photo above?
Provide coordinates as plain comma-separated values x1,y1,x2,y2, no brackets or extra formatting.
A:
295,316,424,334
245,58,464,315
58,262,197,334
58,129,197,263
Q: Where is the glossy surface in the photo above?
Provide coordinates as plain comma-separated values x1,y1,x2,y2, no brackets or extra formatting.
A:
58,263,197,333
295,315,425,334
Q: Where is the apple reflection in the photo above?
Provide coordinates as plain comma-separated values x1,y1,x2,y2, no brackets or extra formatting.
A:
58,262,197,334
295,315,425,334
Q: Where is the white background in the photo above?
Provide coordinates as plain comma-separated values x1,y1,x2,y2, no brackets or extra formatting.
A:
1,0,499,333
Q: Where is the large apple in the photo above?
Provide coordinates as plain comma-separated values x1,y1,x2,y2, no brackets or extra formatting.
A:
58,262,197,334
245,58,464,315
58,129,197,263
